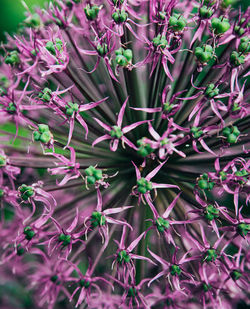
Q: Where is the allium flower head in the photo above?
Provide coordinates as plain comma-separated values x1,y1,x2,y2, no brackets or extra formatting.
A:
0,0,249,308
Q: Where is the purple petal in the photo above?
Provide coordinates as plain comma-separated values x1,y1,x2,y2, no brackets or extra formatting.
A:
104,206,133,215
117,97,129,127
127,232,145,252
79,97,108,112
146,161,167,181
123,120,149,134
92,134,111,147
93,117,111,131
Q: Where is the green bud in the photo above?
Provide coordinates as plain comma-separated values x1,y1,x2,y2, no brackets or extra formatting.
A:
205,204,219,221
33,131,41,141
221,0,236,7
211,17,230,34
24,226,35,240
156,217,170,232
219,171,227,181
17,244,25,256
200,6,213,19
85,165,96,176
46,41,56,55
227,134,237,144
152,34,168,48
238,36,250,54
169,14,187,32
115,55,128,66
230,51,245,67
93,169,102,180
198,180,208,190
40,131,52,144
205,83,219,98
170,264,182,276
231,270,242,281
110,125,123,138
91,211,106,227
204,249,217,262
97,44,108,56
232,126,240,136
208,182,215,190
237,223,250,237
55,38,63,52
195,45,213,64
163,102,174,112
222,127,231,137
123,49,133,62
19,184,35,201
38,88,52,102
203,283,212,292
112,9,128,23
6,102,16,114
87,176,96,184
39,124,49,133
5,51,20,66
117,250,130,263
58,233,71,246
84,4,100,20
66,102,79,116
79,279,90,288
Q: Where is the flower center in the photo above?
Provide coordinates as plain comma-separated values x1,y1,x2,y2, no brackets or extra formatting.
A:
237,223,250,237
110,125,123,139
80,279,90,288
33,124,53,144
117,250,131,263
65,102,79,116
58,233,71,246
137,177,153,194
203,249,217,262
170,264,181,276
91,211,106,227
85,166,103,184
156,217,170,232
19,184,35,201
24,226,36,240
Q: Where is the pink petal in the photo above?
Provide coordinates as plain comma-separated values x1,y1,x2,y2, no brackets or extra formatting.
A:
123,120,149,134
92,134,111,147
117,97,129,127
132,161,141,180
130,107,161,113
79,97,108,112
110,139,119,152
127,232,145,252
162,192,181,219
148,122,161,140
66,208,79,233
146,161,167,181
93,117,111,131
76,114,88,139
104,206,133,215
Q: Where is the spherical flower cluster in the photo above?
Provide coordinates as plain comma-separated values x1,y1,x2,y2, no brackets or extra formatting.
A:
0,0,249,308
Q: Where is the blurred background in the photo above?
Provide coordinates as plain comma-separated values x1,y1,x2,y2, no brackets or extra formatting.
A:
0,0,49,42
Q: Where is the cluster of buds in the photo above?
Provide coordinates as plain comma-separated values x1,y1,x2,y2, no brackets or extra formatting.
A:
0,0,249,308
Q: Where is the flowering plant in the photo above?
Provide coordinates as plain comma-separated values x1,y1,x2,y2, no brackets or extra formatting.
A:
0,0,249,308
